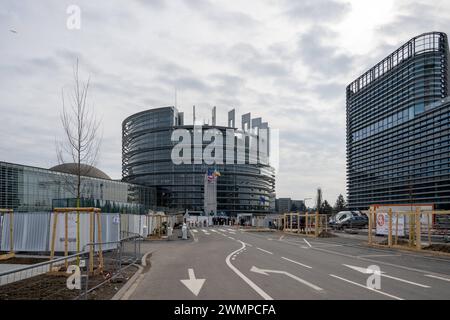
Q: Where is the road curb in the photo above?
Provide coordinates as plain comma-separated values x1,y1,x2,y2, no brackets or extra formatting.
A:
111,251,152,300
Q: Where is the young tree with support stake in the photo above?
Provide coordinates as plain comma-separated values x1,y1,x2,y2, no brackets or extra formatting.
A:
56,59,102,262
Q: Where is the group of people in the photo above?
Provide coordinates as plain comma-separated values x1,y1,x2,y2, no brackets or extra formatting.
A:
212,217,235,226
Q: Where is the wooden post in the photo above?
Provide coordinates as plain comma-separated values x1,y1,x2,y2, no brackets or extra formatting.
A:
315,211,319,237
428,211,432,245
50,212,58,264
290,213,293,231
305,212,309,234
415,208,421,251
64,212,68,269
9,211,14,254
96,211,104,272
89,211,94,274
76,211,80,266
368,207,373,245
395,211,399,246
297,213,300,234
388,208,393,247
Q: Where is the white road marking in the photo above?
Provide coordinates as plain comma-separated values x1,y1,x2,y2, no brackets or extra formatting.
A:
358,254,401,258
425,274,450,282
279,235,285,241
281,257,312,269
225,241,273,300
228,237,235,240
329,274,403,300
243,242,253,247
303,239,312,248
180,268,206,296
251,266,322,291
343,264,430,288
383,274,430,288
192,230,198,233
256,247,273,255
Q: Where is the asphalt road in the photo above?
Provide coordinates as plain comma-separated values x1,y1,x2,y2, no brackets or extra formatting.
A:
128,227,450,300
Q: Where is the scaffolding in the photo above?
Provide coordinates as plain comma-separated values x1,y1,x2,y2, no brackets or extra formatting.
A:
50,208,104,274
367,205,450,252
277,212,329,237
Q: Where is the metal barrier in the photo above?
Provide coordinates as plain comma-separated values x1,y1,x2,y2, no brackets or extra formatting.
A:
0,235,142,300
0,209,14,260
277,212,329,237
367,207,450,252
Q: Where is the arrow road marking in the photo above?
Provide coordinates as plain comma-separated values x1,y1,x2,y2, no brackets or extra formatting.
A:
281,257,312,269
225,241,273,300
180,268,206,297
343,264,430,288
329,274,403,300
303,239,312,248
250,266,323,291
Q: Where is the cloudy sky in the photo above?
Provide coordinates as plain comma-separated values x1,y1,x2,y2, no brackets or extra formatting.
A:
1,0,450,204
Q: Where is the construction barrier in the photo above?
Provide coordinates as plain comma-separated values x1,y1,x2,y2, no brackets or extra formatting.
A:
277,212,329,237
367,205,450,253
0,209,14,260
50,208,105,273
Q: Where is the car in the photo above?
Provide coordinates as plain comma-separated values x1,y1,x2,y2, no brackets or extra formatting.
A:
329,211,368,230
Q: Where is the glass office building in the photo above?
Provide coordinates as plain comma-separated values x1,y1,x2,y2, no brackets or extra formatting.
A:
122,107,276,215
347,32,450,209
0,161,156,213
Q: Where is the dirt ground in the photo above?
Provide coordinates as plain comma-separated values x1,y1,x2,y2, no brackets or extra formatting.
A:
0,257,48,265
423,243,450,253
0,264,138,300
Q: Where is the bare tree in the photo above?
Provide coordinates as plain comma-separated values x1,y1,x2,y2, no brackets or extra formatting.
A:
56,59,102,208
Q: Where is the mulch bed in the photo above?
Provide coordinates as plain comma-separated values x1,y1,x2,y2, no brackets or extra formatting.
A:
0,257,48,265
423,244,450,253
0,265,138,300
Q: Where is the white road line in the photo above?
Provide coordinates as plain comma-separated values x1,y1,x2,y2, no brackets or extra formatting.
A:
281,257,312,269
225,241,273,300
329,274,403,300
192,230,198,233
243,242,253,247
279,235,285,241
256,247,273,255
201,229,207,233
303,239,312,248
425,274,450,282
228,237,235,240
358,254,401,258
382,274,430,288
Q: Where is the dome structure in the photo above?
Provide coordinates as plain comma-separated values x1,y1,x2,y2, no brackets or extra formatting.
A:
50,163,111,180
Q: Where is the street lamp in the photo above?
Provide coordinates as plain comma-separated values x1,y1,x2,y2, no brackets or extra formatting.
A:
303,198,312,211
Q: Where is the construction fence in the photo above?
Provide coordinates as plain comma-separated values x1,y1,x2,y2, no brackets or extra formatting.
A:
367,205,450,252
0,234,142,300
275,212,330,237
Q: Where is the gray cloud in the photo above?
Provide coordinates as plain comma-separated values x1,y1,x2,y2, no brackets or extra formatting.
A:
283,0,351,22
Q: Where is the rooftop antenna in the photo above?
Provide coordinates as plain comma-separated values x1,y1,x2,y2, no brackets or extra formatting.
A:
193,105,196,124
174,87,177,108
212,106,216,126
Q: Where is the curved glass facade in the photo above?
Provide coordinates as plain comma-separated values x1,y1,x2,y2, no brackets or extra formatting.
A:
122,107,276,215
347,32,450,209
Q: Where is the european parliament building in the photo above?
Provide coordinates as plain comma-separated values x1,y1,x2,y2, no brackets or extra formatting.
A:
347,32,450,210
122,107,276,215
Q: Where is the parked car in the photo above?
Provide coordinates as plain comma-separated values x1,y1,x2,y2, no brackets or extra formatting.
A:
329,211,368,230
